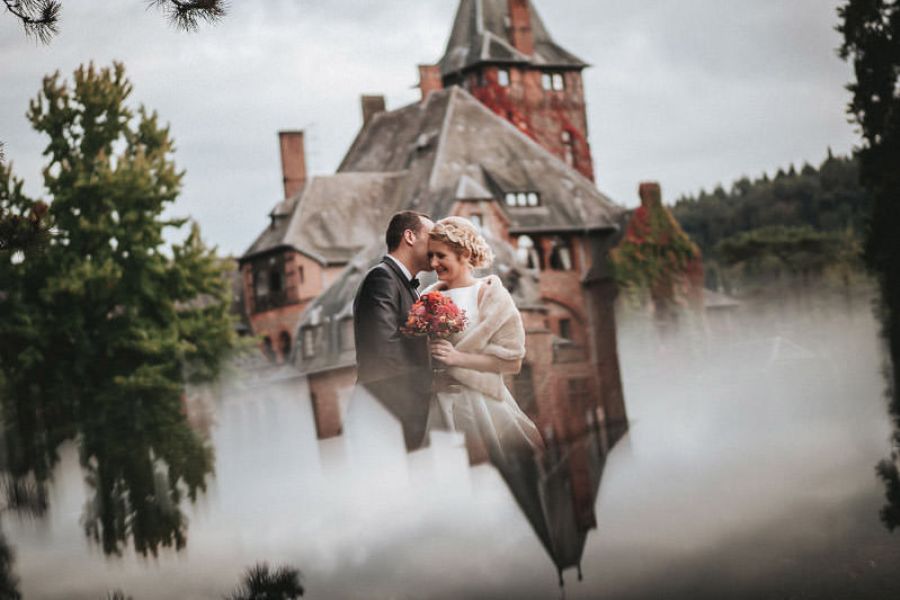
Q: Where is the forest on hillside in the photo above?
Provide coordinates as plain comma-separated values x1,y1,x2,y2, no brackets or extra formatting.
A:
670,152,872,296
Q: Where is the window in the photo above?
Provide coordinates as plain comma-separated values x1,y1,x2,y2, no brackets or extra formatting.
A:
497,68,510,87
552,73,565,91
298,265,305,284
541,73,552,90
254,271,269,300
561,130,575,167
549,236,573,271
469,213,483,231
505,192,541,208
339,318,355,351
559,318,572,340
269,268,284,294
302,327,317,359
542,72,565,91
516,235,540,270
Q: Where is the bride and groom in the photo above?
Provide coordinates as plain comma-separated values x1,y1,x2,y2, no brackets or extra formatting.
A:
353,211,542,457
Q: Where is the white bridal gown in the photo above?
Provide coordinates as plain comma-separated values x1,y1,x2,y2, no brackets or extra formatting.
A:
428,281,543,460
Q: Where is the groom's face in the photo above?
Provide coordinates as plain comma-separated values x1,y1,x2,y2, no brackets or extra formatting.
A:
411,217,434,273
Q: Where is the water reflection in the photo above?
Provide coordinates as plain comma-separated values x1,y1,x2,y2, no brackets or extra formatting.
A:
497,427,611,587
0,382,213,557
4,301,900,598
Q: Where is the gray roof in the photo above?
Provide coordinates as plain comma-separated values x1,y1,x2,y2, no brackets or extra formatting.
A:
281,172,410,265
438,0,588,77
242,197,298,259
340,86,623,233
243,86,623,264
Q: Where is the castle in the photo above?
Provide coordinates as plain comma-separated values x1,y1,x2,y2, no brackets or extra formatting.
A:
238,0,630,448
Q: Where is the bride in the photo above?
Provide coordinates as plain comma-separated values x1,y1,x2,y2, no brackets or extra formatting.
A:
424,217,543,459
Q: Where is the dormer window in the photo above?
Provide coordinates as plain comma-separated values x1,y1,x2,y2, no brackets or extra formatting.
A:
504,191,540,208
497,68,510,87
302,326,317,359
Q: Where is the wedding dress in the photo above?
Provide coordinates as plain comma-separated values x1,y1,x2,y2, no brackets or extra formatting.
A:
427,279,543,461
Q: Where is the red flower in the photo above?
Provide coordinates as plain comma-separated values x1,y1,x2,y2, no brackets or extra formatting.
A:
400,292,468,339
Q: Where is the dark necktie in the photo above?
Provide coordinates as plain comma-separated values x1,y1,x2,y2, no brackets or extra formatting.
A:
409,278,420,298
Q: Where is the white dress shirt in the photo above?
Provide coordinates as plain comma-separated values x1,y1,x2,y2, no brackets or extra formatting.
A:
385,254,414,283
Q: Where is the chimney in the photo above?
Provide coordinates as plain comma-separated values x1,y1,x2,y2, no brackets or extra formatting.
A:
278,131,306,200
418,64,443,101
361,95,386,126
638,182,663,210
507,0,534,55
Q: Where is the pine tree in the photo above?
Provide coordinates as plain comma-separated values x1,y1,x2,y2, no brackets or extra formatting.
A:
0,62,236,555
2,0,226,42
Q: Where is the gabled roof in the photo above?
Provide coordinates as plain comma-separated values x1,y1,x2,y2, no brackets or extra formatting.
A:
340,86,623,232
243,86,622,265
242,197,299,259
438,0,588,77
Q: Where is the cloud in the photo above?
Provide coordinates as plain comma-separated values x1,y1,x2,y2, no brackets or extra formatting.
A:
0,0,859,255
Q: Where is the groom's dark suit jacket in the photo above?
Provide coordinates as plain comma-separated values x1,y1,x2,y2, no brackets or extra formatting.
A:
353,257,432,450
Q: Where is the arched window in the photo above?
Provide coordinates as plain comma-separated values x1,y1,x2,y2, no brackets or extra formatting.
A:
516,235,540,270
549,236,573,271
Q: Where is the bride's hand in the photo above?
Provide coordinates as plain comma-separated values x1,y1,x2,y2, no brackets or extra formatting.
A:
430,339,462,367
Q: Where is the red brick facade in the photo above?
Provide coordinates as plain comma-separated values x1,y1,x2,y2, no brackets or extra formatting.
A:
463,66,595,182
308,366,356,439
242,249,334,363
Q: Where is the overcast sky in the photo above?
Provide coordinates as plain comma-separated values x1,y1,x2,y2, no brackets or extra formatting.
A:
0,0,859,256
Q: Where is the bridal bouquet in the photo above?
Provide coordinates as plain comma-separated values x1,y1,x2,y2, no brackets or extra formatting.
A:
401,291,468,339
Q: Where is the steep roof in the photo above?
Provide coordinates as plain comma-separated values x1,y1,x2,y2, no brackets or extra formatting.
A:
242,197,299,259
280,172,411,265
243,86,622,264
438,0,588,77
340,86,623,233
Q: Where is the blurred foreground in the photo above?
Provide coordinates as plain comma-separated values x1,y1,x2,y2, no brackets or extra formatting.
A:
4,295,900,599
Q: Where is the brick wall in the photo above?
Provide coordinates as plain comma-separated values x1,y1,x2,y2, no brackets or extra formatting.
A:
468,66,594,182
308,366,357,439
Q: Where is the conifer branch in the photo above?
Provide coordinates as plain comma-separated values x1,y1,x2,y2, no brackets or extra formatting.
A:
3,0,227,43
3,0,61,43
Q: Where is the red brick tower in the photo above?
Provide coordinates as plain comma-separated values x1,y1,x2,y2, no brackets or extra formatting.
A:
423,0,595,181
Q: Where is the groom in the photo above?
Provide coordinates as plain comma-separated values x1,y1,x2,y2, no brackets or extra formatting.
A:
353,211,435,451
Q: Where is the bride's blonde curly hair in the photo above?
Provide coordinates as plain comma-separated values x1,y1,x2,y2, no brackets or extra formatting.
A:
429,216,494,269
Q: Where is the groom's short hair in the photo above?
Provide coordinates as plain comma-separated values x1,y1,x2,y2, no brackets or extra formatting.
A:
386,211,431,251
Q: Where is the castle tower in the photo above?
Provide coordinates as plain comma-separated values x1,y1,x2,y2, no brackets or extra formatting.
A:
425,0,595,181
